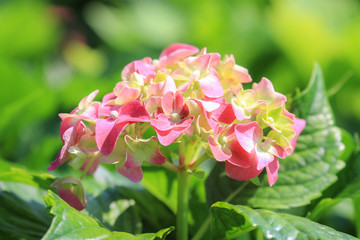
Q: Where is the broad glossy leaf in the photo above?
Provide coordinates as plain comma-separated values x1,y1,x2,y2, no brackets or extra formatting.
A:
141,165,178,213
43,191,173,240
0,189,50,240
308,174,360,221
89,166,175,231
211,202,358,240
0,159,56,189
0,174,52,239
206,65,344,209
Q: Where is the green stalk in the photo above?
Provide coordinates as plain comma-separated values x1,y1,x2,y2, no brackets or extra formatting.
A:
353,197,360,238
177,170,191,240
192,181,250,240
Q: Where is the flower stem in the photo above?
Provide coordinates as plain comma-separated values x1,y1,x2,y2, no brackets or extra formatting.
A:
192,217,210,240
192,181,250,240
177,169,191,240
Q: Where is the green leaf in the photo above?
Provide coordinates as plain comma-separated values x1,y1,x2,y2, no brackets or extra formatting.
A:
0,158,56,189
210,202,358,240
206,64,344,209
88,166,175,231
43,190,174,240
141,165,178,213
308,174,360,221
0,189,50,240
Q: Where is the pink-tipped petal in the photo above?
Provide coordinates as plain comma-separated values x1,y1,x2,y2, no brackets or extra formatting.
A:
116,164,143,183
235,122,262,153
266,158,279,187
253,77,286,106
232,103,249,121
95,119,127,156
79,90,99,109
208,136,231,161
155,117,194,146
159,43,199,66
212,103,236,124
117,100,151,123
225,155,262,181
199,74,224,98
121,59,155,82
102,92,116,105
255,144,275,170
48,155,61,171
227,140,251,168
174,92,185,114
192,53,221,74
232,65,252,83
162,75,177,93
161,91,175,115
149,148,167,165
114,82,141,106
151,114,174,131
124,150,142,169
289,118,306,154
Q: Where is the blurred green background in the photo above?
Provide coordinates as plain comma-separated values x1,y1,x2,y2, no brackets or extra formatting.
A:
0,0,359,235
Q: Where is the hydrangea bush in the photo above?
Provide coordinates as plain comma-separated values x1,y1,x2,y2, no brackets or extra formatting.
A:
44,44,358,240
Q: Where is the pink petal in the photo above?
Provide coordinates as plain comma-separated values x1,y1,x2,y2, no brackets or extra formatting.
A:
161,91,175,115
253,77,286,105
162,75,177,93
227,140,251,168
159,43,199,66
266,158,279,187
225,155,262,181
79,102,100,120
146,96,162,114
235,122,262,153
156,129,183,146
102,92,116,105
124,149,142,169
151,114,174,131
154,117,194,146
114,82,141,106
59,117,85,142
211,103,236,124
232,65,252,83
199,74,224,98
121,59,155,82
149,149,167,165
195,99,220,112
255,144,275,170
192,53,221,74
95,119,128,156
232,102,250,121
148,82,164,97
78,90,99,110
289,118,306,154
208,136,231,161
174,92,185,114
116,164,143,183
117,100,151,123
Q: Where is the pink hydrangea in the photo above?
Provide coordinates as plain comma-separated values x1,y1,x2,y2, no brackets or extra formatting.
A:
50,43,305,209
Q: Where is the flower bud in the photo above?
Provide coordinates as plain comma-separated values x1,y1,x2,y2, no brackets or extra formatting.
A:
51,177,87,211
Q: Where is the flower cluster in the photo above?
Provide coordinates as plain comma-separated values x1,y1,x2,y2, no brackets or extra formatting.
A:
49,43,305,210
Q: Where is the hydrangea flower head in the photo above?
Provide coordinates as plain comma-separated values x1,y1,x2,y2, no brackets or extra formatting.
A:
50,43,305,209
